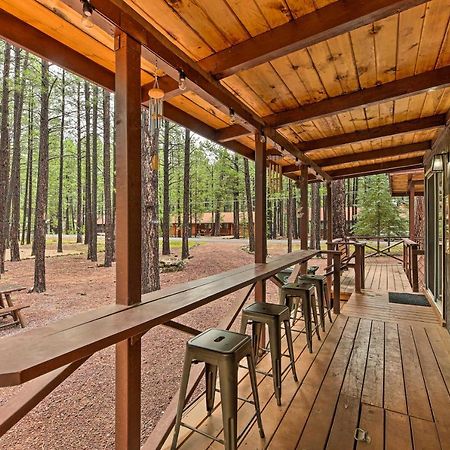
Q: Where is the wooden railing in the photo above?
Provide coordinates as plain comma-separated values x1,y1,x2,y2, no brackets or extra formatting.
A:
0,250,341,449
328,239,366,293
403,238,424,292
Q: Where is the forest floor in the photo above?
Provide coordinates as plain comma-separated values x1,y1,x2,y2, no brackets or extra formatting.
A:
0,238,294,449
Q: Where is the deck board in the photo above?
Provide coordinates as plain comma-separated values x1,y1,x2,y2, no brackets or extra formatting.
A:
167,289,450,450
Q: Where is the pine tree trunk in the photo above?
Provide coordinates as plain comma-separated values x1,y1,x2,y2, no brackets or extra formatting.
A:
21,95,33,246
332,180,346,239
141,109,160,293
0,43,11,273
57,71,65,253
287,180,293,253
232,155,240,239
312,183,321,249
76,81,83,243
182,129,190,260
162,120,171,255
243,158,255,252
84,82,92,252
33,60,50,293
26,93,34,246
9,49,26,261
90,86,98,261
214,208,221,236
103,90,114,267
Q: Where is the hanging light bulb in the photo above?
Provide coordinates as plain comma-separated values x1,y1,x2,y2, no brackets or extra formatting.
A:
178,69,187,91
81,0,94,29
229,108,236,124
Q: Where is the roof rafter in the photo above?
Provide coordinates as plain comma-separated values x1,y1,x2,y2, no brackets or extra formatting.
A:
265,66,450,128
318,141,431,168
298,115,445,153
199,0,428,79
328,157,424,179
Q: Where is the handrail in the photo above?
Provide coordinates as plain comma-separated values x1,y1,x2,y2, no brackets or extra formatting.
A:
403,238,421,292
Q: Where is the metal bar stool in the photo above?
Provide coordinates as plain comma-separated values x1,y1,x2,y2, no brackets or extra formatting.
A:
299,274,333,332
279,281,321,353
240,302,298,406
171,328,264,450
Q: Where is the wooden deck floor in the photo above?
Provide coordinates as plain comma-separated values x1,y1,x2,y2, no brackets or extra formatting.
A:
341,258,413,294
165,289,450,450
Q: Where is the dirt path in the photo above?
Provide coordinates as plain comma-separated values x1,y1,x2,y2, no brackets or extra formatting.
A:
0,241,286,449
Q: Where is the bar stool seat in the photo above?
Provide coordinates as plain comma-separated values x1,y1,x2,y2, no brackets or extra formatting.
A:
299,274,333,331
240,302,298,406
280,281,321,353
171,328,264,450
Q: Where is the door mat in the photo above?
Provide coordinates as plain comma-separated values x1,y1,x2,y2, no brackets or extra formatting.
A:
388,292,430,307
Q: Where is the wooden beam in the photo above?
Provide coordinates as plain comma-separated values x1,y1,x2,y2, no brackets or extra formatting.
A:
266,66,450,128
328,157,424,179
198,0,428,79
216,124,251,142
317,141,431,168
282,164,300,174
300,115,445,153
0,9,115,90
114,31,142,450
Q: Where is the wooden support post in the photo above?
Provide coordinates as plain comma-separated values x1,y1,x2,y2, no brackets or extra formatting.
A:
333,252,341,314
254,132,267,302
409,182,415,241
114,31,142,450
300,164,308,273
326,181,333,268
411,243,419,292
354,243,365,293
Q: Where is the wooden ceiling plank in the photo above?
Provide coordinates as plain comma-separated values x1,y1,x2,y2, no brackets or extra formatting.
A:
198,0,429,79
0,8,115,90
328,156,424,179
317,140,430,167
266,66,450,128
299,114,445,153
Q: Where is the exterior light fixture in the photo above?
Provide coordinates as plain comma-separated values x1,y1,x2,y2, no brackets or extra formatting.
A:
178,70,187,91
229,107,236,124
431,153,444,172
81,0,94,29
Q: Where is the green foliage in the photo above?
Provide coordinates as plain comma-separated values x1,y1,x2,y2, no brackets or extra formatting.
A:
353,174,407,237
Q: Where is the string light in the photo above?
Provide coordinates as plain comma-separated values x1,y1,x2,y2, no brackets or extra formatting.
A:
81,0,94,29
178,70,187,91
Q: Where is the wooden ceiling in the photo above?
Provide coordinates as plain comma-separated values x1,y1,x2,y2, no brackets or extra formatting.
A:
390,170,425,196
2,0,450,180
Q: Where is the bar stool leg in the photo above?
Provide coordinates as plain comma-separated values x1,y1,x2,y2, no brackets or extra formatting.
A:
267,322,282,406
171,351,193,450
324,283,333,323
283,319,298,382
302,295,313,353
310,292,321,341
219,360,239,450
246,353,265,438
205,363,218,415
252,321,263,358
316,285,326,332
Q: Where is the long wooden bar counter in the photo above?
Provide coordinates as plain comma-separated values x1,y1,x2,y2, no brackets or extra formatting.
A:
0,250,326,387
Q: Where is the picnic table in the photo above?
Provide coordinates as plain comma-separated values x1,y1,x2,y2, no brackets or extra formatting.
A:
0,284,28,329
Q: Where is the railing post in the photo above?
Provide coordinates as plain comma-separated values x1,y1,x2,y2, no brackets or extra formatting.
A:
114,31,142,450
411,243,419,292
354,243,365,293
333,252,341,314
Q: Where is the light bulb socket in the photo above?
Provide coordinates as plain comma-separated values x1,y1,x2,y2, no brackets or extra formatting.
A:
82,0,93,17
229,107,236,124
178,69,187,91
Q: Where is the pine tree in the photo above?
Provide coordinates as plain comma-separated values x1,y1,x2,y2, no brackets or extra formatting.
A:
353,174,407,250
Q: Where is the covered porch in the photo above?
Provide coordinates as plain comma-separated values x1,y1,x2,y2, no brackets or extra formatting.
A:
0,1,449,449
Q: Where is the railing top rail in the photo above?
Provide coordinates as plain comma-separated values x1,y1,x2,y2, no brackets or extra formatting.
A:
0,250,319,387
403,238,419,246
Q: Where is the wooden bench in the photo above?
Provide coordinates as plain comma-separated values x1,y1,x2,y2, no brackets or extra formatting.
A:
0,284,28,328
